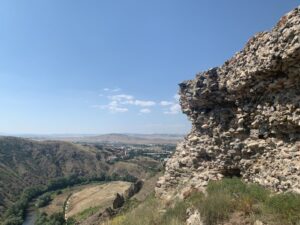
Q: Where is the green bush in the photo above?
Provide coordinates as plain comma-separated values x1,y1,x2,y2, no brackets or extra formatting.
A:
35,212,65,225
2,217,24,225
36,193,52,208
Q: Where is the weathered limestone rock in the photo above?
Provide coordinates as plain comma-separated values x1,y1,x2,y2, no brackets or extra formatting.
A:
186,208,203,225
253,220,264,225
156,6,300,200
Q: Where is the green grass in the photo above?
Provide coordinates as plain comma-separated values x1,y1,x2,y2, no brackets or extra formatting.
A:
264,192,300,224
160,200,189,224
107,178,300,225
74,205,102,221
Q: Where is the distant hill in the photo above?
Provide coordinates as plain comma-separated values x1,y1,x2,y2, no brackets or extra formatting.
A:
22,133,184,144
0,136,110,216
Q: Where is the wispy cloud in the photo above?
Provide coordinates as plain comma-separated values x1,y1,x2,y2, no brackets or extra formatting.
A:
95,90,156,113
92,101,128,113
129,100,156,107
94,89,182,115
109,94,156,107
174,94,180,101
161,94,181,115
107,101,128,113
140,108,151,114
103,88,121,92
160,101,173,106
163,103,181,114
109,94,134,101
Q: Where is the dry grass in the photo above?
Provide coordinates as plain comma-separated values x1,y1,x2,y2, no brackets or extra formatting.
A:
40,183,100,215
66,181,131,218
40,191,70,215
107,178,300,225
133,172,162,201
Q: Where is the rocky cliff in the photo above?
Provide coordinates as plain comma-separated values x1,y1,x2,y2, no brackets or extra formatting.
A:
156,6,300,200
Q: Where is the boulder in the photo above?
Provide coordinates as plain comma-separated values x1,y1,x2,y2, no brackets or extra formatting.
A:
112,193,125,209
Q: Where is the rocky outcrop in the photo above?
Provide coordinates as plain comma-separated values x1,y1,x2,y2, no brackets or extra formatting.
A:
186,208,203,225
156,6,300,200
124,180,143,199
113,193,125,209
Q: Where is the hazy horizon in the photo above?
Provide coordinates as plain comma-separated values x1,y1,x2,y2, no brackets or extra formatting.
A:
0,132,186,136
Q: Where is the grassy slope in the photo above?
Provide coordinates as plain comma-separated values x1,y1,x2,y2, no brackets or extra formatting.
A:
0,136,110,216
108,178,300,225
67,181,131,219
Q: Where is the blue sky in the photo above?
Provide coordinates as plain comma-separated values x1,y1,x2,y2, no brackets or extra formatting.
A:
0,0,299,134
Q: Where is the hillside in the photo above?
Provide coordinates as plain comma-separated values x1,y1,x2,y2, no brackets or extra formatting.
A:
0,136,110,217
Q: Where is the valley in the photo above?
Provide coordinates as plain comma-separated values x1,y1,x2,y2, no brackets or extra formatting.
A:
0,136,176,225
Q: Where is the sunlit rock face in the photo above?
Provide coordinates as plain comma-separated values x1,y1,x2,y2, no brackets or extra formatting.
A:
156,6,300,200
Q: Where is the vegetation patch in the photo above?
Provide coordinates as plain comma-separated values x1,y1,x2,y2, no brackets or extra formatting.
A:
107,178,300,225
35,193,52,208
66,181,132,219
35,212,65,225
73,205,102,221
1,174,138,225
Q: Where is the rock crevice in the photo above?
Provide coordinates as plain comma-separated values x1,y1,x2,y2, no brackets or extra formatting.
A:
156,6,300,200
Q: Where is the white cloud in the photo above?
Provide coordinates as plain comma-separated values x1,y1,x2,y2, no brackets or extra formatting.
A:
103,88,121,92
140,108,151,114
164,103,181,114
107,101,128,113
160,101,173,106
174,94,180,101
160,93,181,115
132,100,156,107
109,94,155,107
96,92,181,115
109,94,134,101
112,88,121,92
110,107,128,113
92,101,128,113
95,92,156,114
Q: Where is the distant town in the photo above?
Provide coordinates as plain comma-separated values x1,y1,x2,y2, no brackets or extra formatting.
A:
80,142,177,163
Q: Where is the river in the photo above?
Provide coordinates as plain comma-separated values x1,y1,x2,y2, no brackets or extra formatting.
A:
22,203,37,225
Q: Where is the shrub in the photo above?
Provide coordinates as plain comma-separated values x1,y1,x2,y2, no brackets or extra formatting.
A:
36,193,52,208
35,212,65,225
2,217,24,225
